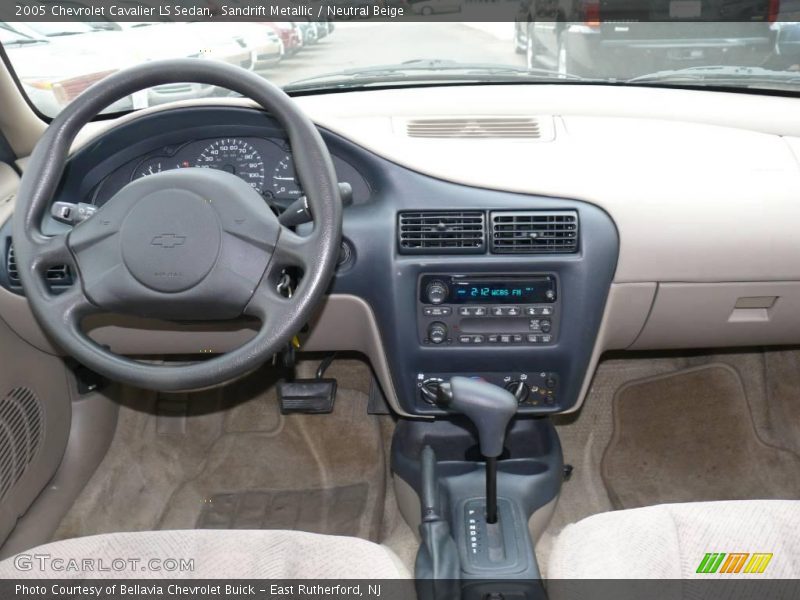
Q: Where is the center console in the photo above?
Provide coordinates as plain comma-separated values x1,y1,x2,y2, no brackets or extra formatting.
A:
416,273,561,409
392,395,562,596
315,123,620,418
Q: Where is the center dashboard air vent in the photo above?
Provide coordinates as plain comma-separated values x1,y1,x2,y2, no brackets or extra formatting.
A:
490,211,579,254
398,211,486,254
405,117,544,139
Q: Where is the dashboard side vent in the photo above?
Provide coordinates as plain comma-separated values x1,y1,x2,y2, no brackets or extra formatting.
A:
398,211,486,254
406,117,542,139
5,243,18,285
5,242,72,291
490,211,579,254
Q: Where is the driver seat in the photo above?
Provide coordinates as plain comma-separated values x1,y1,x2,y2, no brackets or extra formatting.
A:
0,529,410,578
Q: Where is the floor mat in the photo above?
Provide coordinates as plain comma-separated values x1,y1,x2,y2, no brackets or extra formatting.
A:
197,484,368,535
601,363,800,509
55,359,387,544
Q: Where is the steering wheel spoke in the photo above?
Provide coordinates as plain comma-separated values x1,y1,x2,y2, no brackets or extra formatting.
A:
51,284,99,324
243,279,293,322
32,232,75,274
270,227,316,272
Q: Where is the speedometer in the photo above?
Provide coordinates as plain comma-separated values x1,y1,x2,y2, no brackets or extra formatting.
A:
194,138,266,192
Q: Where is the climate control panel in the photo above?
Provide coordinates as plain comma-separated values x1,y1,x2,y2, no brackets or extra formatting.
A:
416,371,560,409
417,274,560,347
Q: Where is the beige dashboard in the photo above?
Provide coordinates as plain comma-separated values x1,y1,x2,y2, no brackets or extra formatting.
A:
1,83,800,414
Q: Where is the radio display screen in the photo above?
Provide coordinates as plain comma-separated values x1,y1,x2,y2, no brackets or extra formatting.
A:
450,278,555,304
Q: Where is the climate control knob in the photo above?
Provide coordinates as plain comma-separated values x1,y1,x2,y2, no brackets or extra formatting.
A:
505,380,531,404
427,322,448,344
420,378,445,404
425,280,448,305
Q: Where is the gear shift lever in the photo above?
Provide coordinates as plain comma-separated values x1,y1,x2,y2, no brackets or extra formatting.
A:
436,377,517,524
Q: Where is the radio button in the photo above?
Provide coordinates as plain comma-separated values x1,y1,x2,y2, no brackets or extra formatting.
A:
499,335,512,344
512,334,523,343
527,334,540,343
525,306,537,316
473,335,485,344
542,307,553,316
423,306,451,317
473,307,487,316
541,334,552,343
492,307,504,316
488,334,499,343
458,307,471,316
507,307,521,316
459,335,472,344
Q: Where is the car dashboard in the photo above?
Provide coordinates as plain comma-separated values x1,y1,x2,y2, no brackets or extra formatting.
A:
1,84,800,419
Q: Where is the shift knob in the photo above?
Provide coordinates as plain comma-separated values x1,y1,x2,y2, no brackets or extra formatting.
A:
437,376,518,457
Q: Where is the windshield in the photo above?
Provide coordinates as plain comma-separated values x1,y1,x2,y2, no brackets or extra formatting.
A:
23,20,95,36
0,22,46,45
1,7,799,117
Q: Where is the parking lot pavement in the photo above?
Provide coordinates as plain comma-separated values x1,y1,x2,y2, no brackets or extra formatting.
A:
259,21,525,87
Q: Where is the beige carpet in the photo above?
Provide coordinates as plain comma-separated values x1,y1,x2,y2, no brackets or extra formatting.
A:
536,350,800,576
55,359,388,543
601,363,800,510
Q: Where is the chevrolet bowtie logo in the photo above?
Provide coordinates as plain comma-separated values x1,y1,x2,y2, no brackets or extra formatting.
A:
151,234,187,249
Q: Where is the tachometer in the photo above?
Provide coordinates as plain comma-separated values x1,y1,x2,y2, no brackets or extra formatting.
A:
271,154,303,200
194,138,266,192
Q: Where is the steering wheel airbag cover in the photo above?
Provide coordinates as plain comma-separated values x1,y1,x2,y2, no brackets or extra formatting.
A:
121,188,221,293
69,168,280,320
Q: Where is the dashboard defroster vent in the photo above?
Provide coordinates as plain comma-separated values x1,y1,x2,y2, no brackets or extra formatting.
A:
406,117,542,139
490,211,579,254
398,211,486,254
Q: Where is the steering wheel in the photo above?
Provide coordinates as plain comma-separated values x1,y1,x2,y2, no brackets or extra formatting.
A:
12,60,342,392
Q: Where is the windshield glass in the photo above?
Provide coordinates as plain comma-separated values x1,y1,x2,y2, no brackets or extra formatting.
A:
1,6,799,117
0,22,45,45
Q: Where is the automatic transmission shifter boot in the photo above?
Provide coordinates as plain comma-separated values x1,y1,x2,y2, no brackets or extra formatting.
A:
448,377,518,458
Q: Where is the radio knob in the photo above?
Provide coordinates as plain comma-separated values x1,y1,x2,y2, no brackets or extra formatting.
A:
425,280,448,305
427,322,448,344
505,380,531,404
541,320,552,333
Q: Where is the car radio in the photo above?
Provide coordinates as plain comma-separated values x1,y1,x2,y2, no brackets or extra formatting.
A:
417,274,560,346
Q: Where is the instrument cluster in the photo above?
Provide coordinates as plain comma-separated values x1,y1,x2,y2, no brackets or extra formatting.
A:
91,136,369,207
